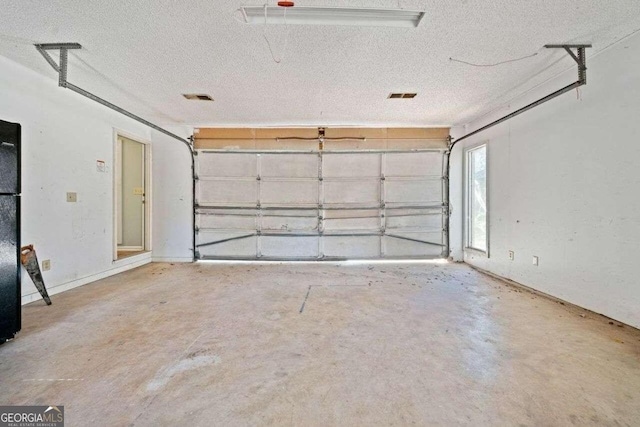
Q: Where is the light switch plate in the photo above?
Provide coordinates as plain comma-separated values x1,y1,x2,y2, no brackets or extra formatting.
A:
533,256,539,266
66,192,77,202
42,259,51,271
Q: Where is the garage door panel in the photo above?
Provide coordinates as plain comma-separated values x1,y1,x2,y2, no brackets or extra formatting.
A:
323,153,380,177
385,152,443,177
197,209,257,230
386,230,443,243
261,179,318,205
324,180,379,205
385,179,442,204
383,232,443,257
323,236,380,258
323,209,380,230
198,153,257,177
262,210,318,231
261,154,318,177
385,209,443,230
323,218,380,230
197,231,256,257
261,236,318,258
198,179,258,206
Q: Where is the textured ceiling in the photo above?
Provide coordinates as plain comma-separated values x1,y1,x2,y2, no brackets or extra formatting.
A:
1,0,640,127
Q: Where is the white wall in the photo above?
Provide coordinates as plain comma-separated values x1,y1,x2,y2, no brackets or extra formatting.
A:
150,127,194,262
0,55,153,304
455,34,640,328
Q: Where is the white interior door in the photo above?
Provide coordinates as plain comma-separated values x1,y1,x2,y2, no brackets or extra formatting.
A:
116,138,123,245
118,137,145,251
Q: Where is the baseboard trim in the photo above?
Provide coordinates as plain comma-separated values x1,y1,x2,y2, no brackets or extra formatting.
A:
21,256,152,305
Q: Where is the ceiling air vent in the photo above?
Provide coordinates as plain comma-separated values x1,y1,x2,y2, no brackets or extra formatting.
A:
183,94,214,101
388,93,417,99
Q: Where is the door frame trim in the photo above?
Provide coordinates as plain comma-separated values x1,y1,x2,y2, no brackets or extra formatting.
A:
113,129,152,262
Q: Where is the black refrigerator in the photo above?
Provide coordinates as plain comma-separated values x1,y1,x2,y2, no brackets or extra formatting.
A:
0,119,21,343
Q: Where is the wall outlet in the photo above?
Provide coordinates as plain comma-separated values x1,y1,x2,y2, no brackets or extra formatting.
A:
533,256,539,266
42,259,51,271
509,251,514,260
66,192,77,202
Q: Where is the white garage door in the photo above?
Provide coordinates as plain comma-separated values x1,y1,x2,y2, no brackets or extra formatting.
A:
195,149,446,260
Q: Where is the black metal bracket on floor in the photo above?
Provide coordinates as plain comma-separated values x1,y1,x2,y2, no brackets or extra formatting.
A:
35,42,198,261
444,44,591,257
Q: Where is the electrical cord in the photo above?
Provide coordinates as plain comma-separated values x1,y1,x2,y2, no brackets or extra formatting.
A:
263,4,290,64
449,51,539,67
233,4,290,63
232,8,248,24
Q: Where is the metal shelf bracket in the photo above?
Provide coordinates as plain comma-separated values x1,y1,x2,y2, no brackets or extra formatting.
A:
544,44,590,84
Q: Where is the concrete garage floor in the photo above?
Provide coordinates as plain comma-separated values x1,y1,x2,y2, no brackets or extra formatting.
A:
1,262,639,426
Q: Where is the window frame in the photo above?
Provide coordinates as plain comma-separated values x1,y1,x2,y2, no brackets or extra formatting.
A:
465,143,489,256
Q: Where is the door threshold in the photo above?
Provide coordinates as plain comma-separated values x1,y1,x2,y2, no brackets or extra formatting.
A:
117,250,149,260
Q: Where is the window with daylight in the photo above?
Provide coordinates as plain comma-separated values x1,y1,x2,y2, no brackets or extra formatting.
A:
467,145,487,252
